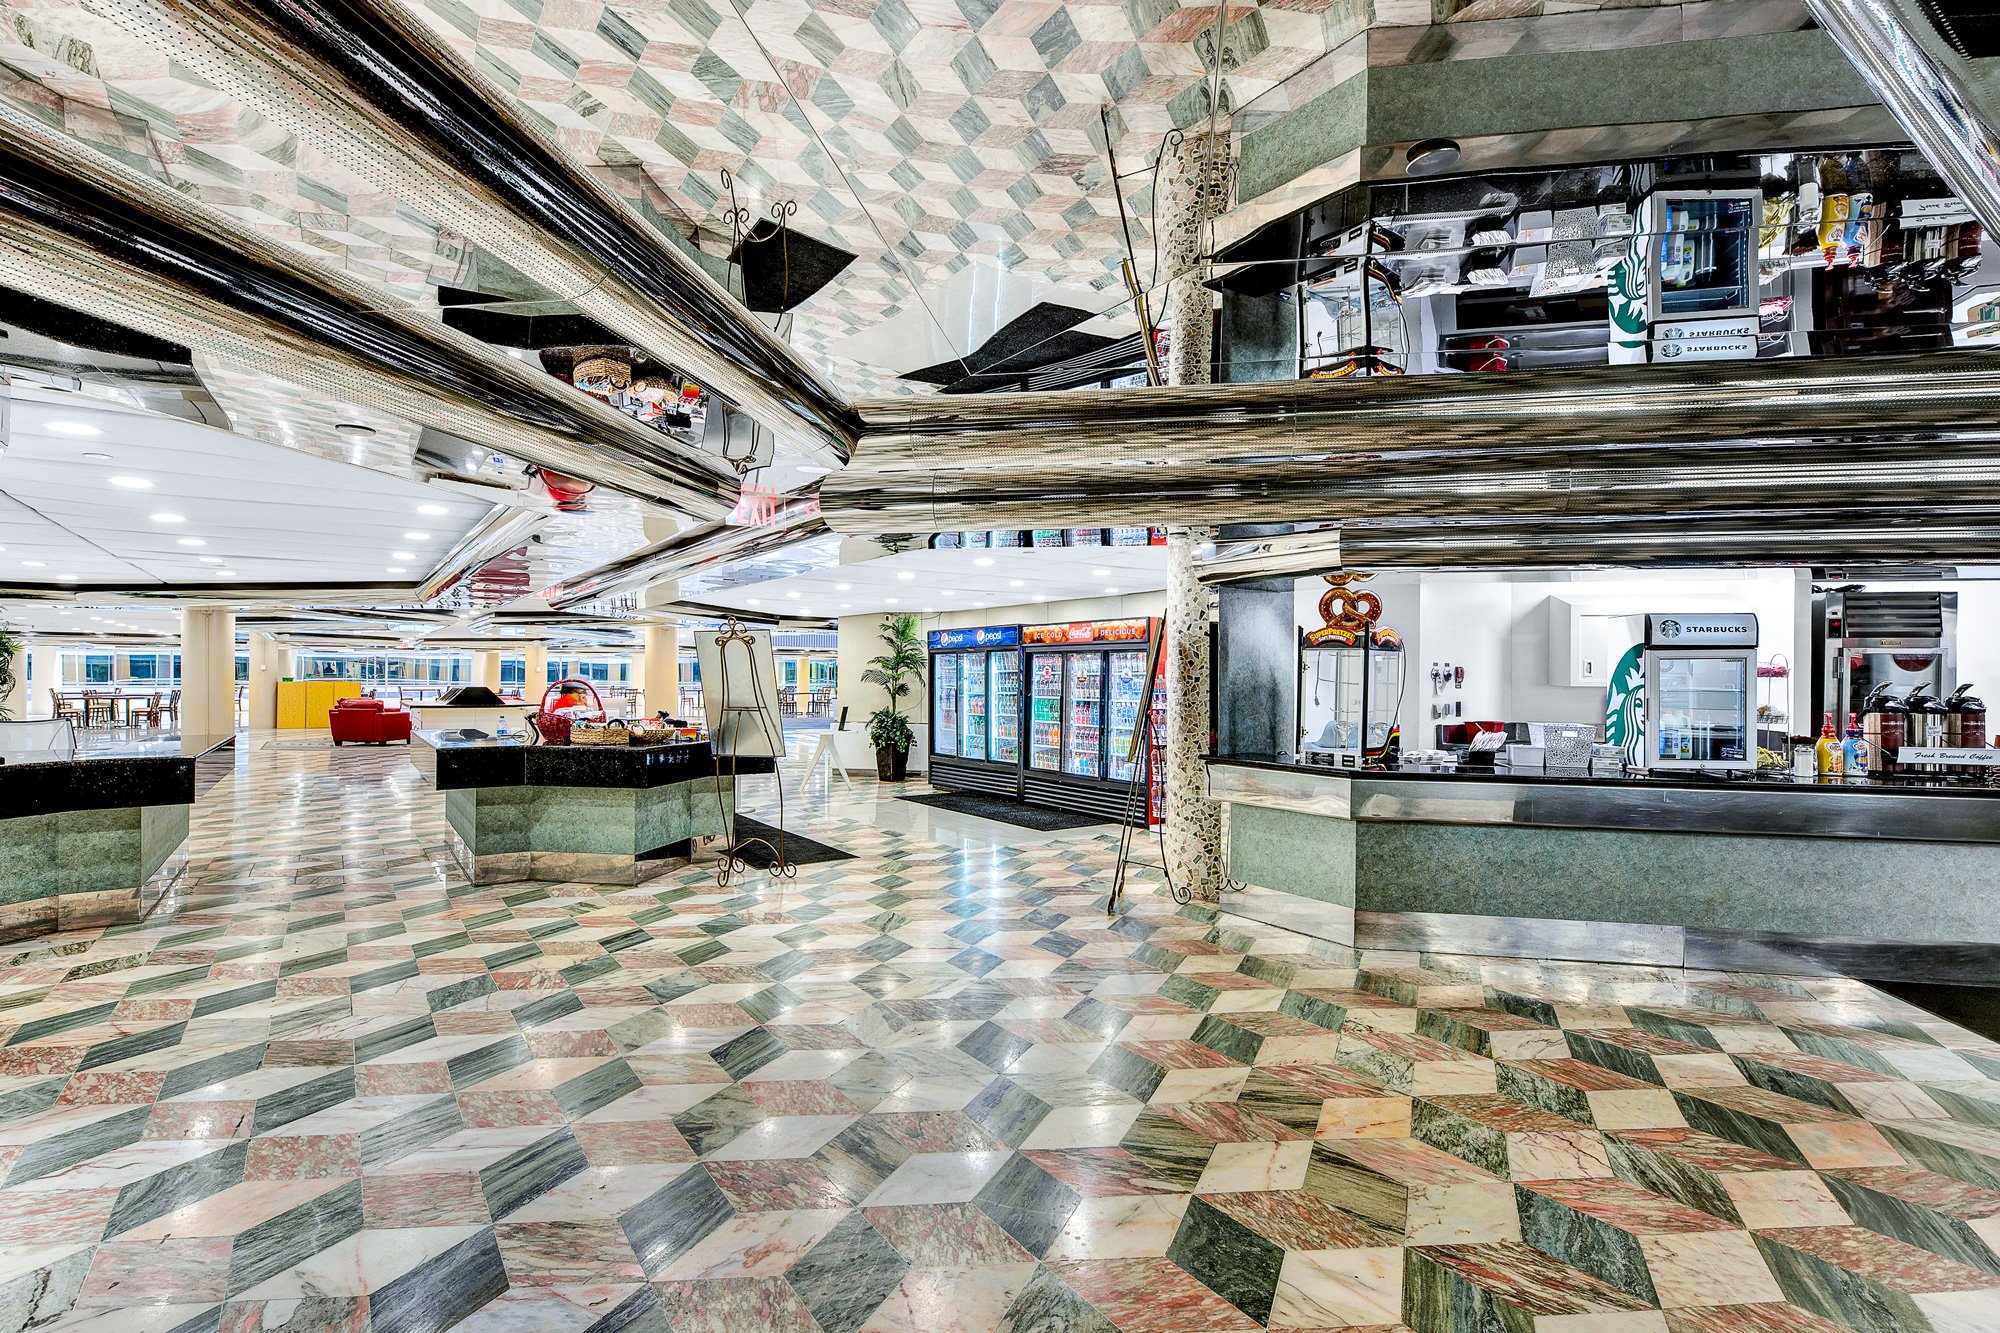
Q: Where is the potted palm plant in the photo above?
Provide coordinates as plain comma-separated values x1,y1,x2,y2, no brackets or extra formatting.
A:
0,628,20,721
861,613,924,781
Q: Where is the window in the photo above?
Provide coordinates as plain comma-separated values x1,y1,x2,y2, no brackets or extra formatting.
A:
809,659,837,689
781,659,798,687
84,654,113,684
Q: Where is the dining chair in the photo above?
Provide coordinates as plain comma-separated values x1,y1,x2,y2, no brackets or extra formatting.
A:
165,690,181,724
132,692,166,727
50,690,82,723
80,691,115,729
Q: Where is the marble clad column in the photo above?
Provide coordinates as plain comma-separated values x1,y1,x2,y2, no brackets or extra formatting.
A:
179,606,236,735
1156,128,1231,387
1156,128,1230,899
1166,526,1223,901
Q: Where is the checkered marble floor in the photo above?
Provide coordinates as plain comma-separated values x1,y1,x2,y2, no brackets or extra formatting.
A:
4,737,2000,1332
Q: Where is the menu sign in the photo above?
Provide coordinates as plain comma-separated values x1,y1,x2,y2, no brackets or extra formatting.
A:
927,625,1019,650
1898,747,2000,766
1022,619,1151,645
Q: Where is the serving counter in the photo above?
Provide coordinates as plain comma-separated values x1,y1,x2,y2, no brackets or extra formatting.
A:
413,730,774,885
1206,755,2000,982
0,733,235,941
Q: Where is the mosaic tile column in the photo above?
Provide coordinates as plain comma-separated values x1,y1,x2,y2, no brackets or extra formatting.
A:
1166,525,1223,901
1157,129,1231,387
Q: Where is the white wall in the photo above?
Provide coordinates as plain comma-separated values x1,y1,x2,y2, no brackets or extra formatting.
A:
1289,568,1807,745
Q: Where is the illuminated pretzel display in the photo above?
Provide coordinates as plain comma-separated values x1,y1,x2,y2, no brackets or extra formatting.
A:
1306,573,1403,649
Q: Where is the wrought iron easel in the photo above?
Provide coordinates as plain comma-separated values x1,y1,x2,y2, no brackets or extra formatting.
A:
707,618,796,887
1108,627,1170,913
1106,623,1247,913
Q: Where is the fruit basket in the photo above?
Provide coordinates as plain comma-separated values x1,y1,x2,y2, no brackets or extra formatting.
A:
530,678,604,745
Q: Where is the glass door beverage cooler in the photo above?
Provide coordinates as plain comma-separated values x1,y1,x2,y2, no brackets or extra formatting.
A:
1642,612,1758,772
1021,618,1159,824
927,625,1023,797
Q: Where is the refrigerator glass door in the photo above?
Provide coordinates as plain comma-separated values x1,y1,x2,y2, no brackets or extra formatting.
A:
1065,652,1105,777
1029,654,1063,771
934,654,959,756
1652,654,1749,763
1106,650,1148,783
990,652,1022,765
960,652,988,761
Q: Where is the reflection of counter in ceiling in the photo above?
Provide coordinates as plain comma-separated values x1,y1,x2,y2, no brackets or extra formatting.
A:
1206,754,2000,984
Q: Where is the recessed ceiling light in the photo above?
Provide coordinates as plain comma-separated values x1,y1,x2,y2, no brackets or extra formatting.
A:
785,591,799,599
177,537,206,547
390,551,416,561
403,531,432,541
44,420,101,437
198,557,223,565
896,571,914,580
55,574,77,582
1091,567,1110,576
940,590,956,596
89,615,102,621
215,570,238,578
108,475,153,490
1008,580,1024,588
1031,594,1046,602
839,603,850,609
746,599,761,606
387,567,408,575
834,583,852,591
884,597,899,605
1105,586,1120,594
922,606,935,612
150,513,185,524
974,556,995,566
80,451,111,461
21,561,45,568
417,504,450,516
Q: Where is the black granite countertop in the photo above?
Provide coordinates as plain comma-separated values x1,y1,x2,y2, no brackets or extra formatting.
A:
415,730,774,791
1206,752,2000,800
0,733,236,819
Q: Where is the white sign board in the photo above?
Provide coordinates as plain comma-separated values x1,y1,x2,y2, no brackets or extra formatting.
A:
1896,747,2000,766
694,628,786,759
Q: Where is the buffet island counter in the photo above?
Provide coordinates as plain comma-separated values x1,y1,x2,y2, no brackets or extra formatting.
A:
1206,754,2000,983
0,732,235,941
412,730,774,886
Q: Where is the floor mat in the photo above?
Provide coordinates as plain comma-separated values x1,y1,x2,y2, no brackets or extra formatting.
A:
720,814,853,867
899,790,1111,831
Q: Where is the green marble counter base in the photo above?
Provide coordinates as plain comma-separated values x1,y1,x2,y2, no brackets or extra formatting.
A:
0,805,189,943
446,778,732,886
1226,802,2000,982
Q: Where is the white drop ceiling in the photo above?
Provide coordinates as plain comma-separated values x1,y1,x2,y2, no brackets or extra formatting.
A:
698,544,1170,620
0,384,500,589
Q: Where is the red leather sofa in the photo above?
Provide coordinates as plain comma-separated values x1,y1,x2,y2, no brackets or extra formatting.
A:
330,697,413,746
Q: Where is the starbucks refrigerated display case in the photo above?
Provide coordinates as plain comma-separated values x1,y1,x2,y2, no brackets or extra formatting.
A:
1023,618,1159,823
1642,612,1758,772
927,625,1024,797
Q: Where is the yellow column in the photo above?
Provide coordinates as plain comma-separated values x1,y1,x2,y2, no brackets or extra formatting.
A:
179,607,237,736
473,651,502,690
246,632,282,730
521,642,548,702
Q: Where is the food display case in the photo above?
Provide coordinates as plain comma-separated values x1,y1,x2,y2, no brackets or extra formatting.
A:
927,625,1023,797
1299,634,1406,769
1022,618,1158,823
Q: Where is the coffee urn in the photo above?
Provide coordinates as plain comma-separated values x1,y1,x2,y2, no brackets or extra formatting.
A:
1946,684,1987,774
1903,685,1949,774
1860,684,1908,775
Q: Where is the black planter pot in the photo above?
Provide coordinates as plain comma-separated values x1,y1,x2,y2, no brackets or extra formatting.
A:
875,744,910,782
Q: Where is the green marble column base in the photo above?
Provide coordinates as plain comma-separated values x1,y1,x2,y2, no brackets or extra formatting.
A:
0,805,190,943
446,779,733,887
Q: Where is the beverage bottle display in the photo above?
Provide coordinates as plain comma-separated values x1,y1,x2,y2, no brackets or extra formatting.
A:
1814,712,1844,778
1841,714,1870,778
